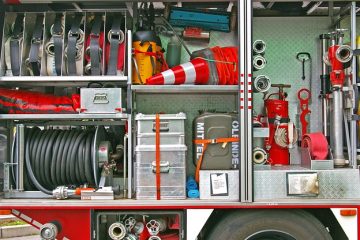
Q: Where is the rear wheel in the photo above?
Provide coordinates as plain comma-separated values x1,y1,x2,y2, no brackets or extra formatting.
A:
206,209,332,240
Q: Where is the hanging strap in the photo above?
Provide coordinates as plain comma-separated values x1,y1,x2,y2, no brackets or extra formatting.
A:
29,14,44,76
67,14,82,75
10,13,24,76
107,17,122,75
90,14,102,76
133,49,157,57
157,51,169,72
133,46,156,76
194,137,239,182
155,113,161,200
52,13,63,76
134,49,169,72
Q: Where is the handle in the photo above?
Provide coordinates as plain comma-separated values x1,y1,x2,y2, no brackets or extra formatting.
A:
296,52,311,61
271,84,291,88
302,59,305,81
152,161,170,173
93,93,109,104
152,121,169,132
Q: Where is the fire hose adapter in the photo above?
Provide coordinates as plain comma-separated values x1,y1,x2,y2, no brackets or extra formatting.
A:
193,112,239,170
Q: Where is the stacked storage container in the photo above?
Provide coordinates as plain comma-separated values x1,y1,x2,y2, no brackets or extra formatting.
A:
135,113,187,200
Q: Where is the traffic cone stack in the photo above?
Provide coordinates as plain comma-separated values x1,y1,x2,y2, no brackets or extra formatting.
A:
146,46,238,85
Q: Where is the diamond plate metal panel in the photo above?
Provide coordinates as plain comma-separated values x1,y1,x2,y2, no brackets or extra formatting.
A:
254,168,360,200
135,93,237,175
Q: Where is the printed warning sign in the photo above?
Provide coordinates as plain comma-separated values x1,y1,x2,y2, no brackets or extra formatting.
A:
210,173,229,196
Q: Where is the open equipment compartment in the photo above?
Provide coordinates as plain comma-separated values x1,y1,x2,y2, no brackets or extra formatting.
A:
94,210,185,240
0,5,130,202
0,0,359,204
0,1,359,240
252,2,360,201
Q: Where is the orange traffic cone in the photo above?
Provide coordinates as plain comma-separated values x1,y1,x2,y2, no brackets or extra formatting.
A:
146,58,210,85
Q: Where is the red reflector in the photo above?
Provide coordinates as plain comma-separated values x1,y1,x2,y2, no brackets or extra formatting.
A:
340,209,357,216
0,210,11,215
4,0,20,4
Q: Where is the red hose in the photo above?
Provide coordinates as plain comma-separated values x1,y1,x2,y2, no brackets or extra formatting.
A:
302,132,328,160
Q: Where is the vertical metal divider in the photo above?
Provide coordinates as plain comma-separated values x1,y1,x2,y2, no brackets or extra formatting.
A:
239,0,253,203
238,0,245,202
82,12,87,77
0,12,7,77
245,0,253,202
19,12,26,76
42,12,52,76
127,29,133,199
61,12,66,76
123,11,127,76
239,0,253,202
102,11,107,76
81,12,85,77
351,2,357,169
39,12,46,76
5,122,13,192
16,124,24,191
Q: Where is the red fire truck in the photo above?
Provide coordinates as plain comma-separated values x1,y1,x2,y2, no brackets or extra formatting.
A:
0,1,359,239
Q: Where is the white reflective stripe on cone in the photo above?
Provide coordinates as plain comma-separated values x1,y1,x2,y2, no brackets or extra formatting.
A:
162,69,176,84
181,62,197,84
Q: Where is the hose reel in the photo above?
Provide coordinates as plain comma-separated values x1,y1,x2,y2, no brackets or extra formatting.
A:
12,125,122,197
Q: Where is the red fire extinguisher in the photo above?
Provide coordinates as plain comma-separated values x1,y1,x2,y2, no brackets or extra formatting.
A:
264,84,297,165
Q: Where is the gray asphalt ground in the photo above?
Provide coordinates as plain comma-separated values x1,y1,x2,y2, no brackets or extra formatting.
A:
1,236,40,240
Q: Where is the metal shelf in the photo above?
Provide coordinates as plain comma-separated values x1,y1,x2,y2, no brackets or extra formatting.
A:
0,113,128,120
0,198,359,208
131,85,238,93
0,76,128,87
11,0,235,3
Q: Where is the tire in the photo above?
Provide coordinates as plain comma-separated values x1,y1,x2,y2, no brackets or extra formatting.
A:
206,209,332,240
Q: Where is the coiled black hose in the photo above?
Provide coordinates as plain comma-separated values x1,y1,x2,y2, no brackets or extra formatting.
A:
24,127,96,195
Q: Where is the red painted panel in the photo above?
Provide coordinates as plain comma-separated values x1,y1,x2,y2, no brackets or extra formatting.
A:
5,205,359,239
0,203,359,211
3,0,20,4
358,207,360,240
17,209,91,240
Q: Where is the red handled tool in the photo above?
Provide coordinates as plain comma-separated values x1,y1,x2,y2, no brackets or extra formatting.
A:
298,88,311,138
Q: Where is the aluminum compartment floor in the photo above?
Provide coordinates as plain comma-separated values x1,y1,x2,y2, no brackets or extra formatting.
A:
0,199,359,208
